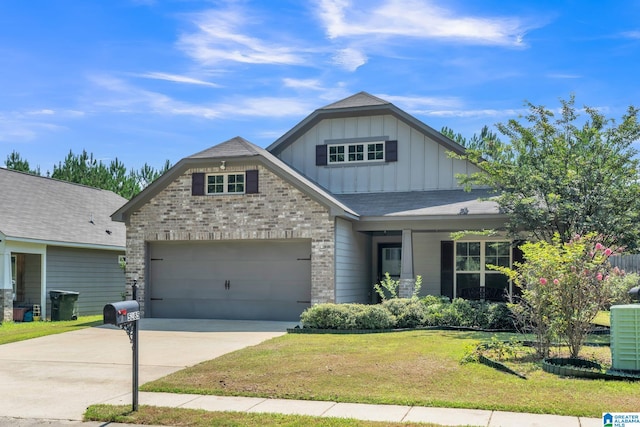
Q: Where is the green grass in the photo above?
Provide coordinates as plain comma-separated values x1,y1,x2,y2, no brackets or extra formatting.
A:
142,329,638,418
84,404,463,427
593,311,611,327
0,315,102,345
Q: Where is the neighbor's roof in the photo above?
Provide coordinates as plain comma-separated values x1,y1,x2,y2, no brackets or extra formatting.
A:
267,91,466,156
0,168,126,249
335,189,500,218
111,136,359,221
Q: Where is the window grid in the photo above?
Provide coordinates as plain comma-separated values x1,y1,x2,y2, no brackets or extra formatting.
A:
454,241,511,299
207,173,245,194
328,141,385,164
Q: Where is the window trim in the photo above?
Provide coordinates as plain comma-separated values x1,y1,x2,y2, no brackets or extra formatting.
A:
327,141,386,164
453,240,512,299
206,172,246,195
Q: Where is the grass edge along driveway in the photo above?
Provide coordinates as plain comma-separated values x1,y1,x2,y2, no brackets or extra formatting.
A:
0,315,102,345
141,329,637,418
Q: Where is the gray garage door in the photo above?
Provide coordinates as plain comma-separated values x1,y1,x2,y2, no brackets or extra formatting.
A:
148,240,312,321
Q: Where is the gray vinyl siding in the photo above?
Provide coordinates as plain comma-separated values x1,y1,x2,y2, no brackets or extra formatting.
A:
335,218,371,303
412,232,452,297
277,114,479,194
46,247,125,315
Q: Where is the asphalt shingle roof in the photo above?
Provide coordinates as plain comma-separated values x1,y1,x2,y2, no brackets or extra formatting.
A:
335,189,500,217
0,168,126,248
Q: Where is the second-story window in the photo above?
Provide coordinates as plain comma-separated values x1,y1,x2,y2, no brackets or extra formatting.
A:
328,141,385,164
207,173,245,194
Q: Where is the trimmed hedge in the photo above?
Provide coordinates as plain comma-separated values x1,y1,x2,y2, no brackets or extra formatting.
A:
300,298,516,331
300,303,396,330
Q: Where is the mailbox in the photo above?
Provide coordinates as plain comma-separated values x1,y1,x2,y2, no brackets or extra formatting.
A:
103,300,141,326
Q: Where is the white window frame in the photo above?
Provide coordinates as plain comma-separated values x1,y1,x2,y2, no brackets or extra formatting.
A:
453,240,512,299
206,173,245,194
327,141,385,164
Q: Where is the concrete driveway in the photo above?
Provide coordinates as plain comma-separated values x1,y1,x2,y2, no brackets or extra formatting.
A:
0,319,295,421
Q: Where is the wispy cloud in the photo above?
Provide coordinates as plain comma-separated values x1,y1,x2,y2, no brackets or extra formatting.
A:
0,111,67,142
380,94,463,109
91,75,314,119
135,72,221,87
420,108,526,118
546,73,581,79
621,30,640,39
317,0,531,47
332,47,367,71
177,7,308,67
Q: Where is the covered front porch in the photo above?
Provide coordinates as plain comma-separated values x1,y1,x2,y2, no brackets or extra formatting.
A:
0,238,48,322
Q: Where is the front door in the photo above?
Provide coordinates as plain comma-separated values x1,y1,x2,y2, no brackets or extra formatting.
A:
378,243,402,280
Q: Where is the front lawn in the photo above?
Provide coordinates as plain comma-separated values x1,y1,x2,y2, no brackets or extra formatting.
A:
142,329,638,418
0,315,103,345
85,405,448,427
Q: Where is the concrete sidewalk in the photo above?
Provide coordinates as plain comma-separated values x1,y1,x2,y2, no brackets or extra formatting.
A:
100,391,603,427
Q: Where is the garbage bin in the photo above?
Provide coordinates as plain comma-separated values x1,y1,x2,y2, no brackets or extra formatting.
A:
49,290,79,321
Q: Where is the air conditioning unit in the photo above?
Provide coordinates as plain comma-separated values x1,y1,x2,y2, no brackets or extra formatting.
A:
611,304,640,371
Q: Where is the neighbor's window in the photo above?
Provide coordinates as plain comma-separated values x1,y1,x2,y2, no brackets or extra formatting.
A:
207,173,245,194
455,241,511,300
328,141,385,164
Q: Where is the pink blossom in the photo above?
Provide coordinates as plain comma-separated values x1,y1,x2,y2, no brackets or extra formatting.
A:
553,279,560,285
596,273,603,281
604,248,613,256
595,243,604,251
539,278,548,285
605,275,610,281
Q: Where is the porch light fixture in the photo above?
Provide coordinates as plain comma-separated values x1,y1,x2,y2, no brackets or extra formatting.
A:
220,161,226,170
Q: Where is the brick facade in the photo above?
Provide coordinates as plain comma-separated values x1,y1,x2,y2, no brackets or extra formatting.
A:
125,163,335,315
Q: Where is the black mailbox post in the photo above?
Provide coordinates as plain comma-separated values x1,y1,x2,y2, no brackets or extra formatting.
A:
104,296,140,411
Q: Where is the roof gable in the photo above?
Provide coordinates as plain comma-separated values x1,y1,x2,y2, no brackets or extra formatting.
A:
267,91,465,156
112,137,357,221
0,168,126,248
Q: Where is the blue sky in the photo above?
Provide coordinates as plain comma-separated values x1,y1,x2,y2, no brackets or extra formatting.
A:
1,0,639,174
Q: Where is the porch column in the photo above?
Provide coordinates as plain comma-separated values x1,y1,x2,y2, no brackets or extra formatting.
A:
40,252,47,320
0,242,12,322
398,229,415,298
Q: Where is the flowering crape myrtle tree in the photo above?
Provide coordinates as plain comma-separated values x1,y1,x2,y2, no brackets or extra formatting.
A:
455,96,640,250
494,234,621,358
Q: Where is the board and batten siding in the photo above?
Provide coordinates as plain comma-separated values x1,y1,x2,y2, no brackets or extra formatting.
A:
277,114,478,194
335,218,371,303
46,247,125,315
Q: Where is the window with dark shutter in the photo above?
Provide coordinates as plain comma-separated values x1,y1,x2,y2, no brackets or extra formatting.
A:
316,144,327,166
192,172,205,196
440,240,454,299
385,140,398,162
246,169,259,194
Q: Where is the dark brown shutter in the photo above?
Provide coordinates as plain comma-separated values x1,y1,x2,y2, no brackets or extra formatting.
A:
441,240,454,300
316,145,327,166
245,169,258,194
385,140,398,162
192,172,205,196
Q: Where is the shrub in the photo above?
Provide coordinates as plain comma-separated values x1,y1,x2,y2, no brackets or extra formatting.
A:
382,299,427,328
608,271,640,307
421,295,450,306
300,303,395,330
487,302,516,330
374,273,423,301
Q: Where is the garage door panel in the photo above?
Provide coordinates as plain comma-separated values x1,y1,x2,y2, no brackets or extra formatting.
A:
149,240,311,320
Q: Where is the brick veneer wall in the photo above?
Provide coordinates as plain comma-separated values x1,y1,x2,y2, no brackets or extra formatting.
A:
124,163,335,315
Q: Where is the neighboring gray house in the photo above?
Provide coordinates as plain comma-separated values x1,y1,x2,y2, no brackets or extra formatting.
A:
0,168,126,322
113,92,515,321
